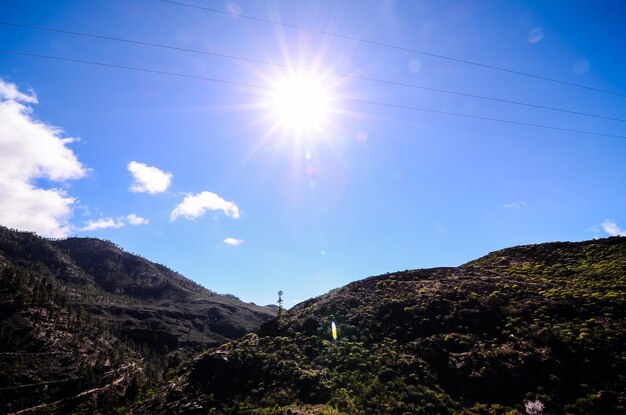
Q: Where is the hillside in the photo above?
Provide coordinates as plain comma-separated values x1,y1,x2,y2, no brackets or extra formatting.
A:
141,237,626,415
0,226,274,413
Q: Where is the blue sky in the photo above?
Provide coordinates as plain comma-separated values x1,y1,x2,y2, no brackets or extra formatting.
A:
1,0,625,306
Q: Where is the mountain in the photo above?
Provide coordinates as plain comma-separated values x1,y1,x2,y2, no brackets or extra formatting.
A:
0,226,274,413
141,237,626,415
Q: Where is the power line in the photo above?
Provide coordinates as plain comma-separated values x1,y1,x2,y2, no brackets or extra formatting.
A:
349,98,626,140
0,50,261,89
1,21,623,123
158,0,626,98
2,49,624,141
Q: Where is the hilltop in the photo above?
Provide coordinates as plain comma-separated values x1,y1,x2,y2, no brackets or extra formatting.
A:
141,237,626,415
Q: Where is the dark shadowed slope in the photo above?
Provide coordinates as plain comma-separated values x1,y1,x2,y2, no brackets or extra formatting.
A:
53,236,274,346
142,237,626,415
0,226,274,349
0,226,274,413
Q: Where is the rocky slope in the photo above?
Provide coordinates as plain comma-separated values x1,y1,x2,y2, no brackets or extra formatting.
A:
0,226,274,413
142,237,626,415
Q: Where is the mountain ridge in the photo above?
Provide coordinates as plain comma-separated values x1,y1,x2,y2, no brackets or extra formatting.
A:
0,225,275,413
1,227,624,414
0,226,274,345
140,236,626,415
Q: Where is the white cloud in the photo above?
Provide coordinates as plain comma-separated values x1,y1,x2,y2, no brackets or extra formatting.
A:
601,220,626,237
224,237,243,246
79,214,149,231
0,79,87,237
0,81,37,103
0,179,76,237
128,161,172,194
170,191,240,221
127,214,149,225
80,218,125,231
503,201,527,209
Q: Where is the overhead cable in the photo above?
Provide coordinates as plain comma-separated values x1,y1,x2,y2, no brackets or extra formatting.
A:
1,21,623,123
158,0,626,98
2,49,624,141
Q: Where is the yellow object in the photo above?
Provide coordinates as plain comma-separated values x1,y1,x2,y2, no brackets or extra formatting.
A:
331,321,337,340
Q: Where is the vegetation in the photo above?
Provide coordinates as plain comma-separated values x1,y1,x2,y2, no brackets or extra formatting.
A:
1,224,624,414
0,226,273,413
141,237,626,415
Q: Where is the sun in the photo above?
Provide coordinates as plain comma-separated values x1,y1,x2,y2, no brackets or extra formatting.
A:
267,73,334,133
